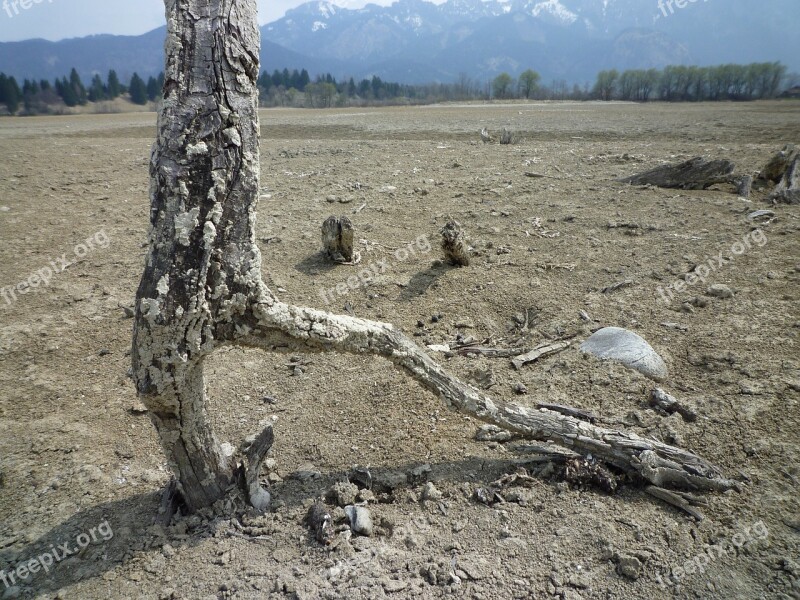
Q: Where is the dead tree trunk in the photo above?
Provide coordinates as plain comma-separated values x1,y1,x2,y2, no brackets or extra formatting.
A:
134,0,734,513
132,0,264,509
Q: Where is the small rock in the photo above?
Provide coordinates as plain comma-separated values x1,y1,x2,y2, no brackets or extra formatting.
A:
327,482,359,507
373,470,407,493
409,464,432,483
475,424,512,442
426,344,451,353
326,195,337,203
616,555,643,580
747,210,775,221
345,505,373,536
706,284,734,299
290,463,322,482
382,578,409,593
456,319,475,329
421,482,442,501
512,383,528,395
580,327,668,382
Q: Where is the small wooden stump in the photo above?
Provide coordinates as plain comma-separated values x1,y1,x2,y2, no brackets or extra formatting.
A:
759,144,798,183
770,155,800,204
736,175,753,199
441,219,470,266
619,157,735,190
322,215,356,263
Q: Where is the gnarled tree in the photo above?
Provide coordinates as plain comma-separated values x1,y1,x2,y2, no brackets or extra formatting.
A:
133,0,735,513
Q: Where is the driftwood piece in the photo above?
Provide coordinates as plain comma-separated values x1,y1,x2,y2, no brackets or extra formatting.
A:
769,155,800,204
619,157,735,190
511,340,572,370
440,219,470,266
645,486,706,520
322,215,356,263
132,0,736,513
241,312,736,492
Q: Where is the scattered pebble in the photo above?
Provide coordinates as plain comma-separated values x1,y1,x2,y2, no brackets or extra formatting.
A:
345,505,373,536
706,284,734,299
616,555,643,580
327,481,359,507
421,482,442,501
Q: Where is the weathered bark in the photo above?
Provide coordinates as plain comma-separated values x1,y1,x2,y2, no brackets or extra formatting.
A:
132,0,263,509
133,0,734,513
619,157,735,190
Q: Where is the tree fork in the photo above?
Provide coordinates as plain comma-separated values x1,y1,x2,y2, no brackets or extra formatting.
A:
134,0,734,513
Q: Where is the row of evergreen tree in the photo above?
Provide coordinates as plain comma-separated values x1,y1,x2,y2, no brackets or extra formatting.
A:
0,61,794,115
257,68,411,105
0,69,165,114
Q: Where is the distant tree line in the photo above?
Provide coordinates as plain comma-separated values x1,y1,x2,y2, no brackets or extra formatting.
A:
0,61,795,115
592,62,788,102
0,69,165,115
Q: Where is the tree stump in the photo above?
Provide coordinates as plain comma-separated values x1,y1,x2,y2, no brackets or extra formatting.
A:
736,175,753,199
619,157,735,190
440,219,470,266
759,144,798,183
769,155,800,204
321,215,356,263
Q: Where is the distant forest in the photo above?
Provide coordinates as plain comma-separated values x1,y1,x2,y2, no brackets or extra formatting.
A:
0,61,796,115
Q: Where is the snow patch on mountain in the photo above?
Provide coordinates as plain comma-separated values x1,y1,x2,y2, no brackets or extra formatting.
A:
531,0,578,24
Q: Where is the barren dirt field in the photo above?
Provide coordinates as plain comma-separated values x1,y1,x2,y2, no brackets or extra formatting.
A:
0,101,799,600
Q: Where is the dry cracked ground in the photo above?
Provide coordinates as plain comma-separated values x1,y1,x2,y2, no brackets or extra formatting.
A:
0,101,799,600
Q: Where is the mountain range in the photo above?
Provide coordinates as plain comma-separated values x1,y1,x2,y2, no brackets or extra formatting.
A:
0,0,798,86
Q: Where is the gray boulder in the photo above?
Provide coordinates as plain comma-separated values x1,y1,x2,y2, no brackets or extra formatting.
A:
580,327,668,382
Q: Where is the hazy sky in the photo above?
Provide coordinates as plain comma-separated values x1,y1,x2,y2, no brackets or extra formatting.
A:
0,0,392,42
